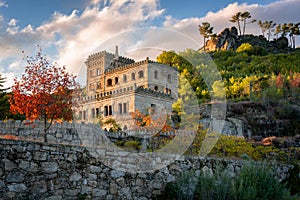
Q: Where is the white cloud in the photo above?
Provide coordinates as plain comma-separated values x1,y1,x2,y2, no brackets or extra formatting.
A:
0,0,7,8
8,18,17,26
0,0,300,89
162,0,300,48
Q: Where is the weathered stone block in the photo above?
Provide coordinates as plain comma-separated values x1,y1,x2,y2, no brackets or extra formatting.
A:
30,181,47,194
93,188,107,197
41,161,58,173
3,159,16,171
33,151,48,161
110,170,125,179
7,183,27,192
69,172,82,182
6,171,24,183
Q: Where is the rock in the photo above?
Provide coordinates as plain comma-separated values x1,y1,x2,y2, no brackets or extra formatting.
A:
110,170,125,179
7,183,27,192
6,171,24,183
69,172,82,182
33,151,48,161
93,189,107,197
30,181,47,194
41,162,58,173
109,183,118,194
3,159,16,171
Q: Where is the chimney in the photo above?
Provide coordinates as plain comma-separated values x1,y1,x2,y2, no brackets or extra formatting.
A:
114,45,119,61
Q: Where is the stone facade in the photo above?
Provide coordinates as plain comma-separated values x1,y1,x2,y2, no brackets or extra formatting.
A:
73,47,178,130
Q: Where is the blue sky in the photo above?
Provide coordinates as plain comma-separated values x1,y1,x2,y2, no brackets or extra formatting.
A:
0,0,299,88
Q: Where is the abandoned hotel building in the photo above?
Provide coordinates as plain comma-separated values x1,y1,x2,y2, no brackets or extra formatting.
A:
74,46,178,130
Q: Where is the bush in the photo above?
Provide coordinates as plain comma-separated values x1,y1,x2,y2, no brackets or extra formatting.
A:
194,166,232,200
124,140,140,150
230,163,296,200
159,163,296,200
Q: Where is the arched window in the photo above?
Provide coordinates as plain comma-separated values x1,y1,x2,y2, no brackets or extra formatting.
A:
138,70,144,78
131,72,135,80
123,74,127,82
154,86,158,91
154,70,158,79
107,79,112,87
115,77,119,85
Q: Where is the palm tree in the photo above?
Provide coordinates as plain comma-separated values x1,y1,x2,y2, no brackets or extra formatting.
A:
198,22,214,51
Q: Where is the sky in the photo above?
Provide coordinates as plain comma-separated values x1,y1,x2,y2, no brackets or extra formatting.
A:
0,0,299,88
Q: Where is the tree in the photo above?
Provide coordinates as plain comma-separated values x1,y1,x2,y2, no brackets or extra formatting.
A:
103,118,121,133
230,12,242,36
288,22,300,49
274,24,282,39
240,11,256,37
10,48,77,135
230,11,256,37
258,20,276,41
0,75,10,120
198,22,214,51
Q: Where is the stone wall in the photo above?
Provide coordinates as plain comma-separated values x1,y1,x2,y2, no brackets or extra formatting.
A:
0,137,293,200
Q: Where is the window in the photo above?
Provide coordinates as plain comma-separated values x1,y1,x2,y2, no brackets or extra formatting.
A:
91,108,95,118
123,103,127,113
167,74,172,83
154,70,158,79
79,111,82,120
138,70,144,78
107,79,113,87
104,106,108,116
165,88,171,95
118,103,122,114
123,74,127,82
109,105,112,116
96,82,101,89
131,72,135,80
97,68,101,76
154,86,158,91
96,108,100,118
83,110,87,120
115,77,119,85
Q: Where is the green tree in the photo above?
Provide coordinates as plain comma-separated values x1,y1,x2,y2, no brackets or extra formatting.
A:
230,11,256,37
0,75,10,120
230,12,242,36
198,22,214,51
258,20,276,41
104,118,121,133
274,24,282,39
240,11,256,37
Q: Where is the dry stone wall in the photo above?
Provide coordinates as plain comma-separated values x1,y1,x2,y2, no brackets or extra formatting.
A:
0,137,293,200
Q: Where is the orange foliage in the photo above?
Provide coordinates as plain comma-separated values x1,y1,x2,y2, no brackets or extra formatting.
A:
130,109,174,133
10,48,77,123
1,134,18,140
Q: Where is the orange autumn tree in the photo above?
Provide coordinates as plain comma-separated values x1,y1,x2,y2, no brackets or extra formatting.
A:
10,48,77,134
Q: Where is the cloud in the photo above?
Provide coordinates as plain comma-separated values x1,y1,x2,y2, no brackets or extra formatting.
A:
0,0,7,8
162,0,300,48
1,0,300,89
0,0,164,86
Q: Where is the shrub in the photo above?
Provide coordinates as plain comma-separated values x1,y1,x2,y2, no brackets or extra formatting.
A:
194,166,232,200
124,140,140,150
230,163,296,200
